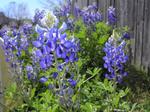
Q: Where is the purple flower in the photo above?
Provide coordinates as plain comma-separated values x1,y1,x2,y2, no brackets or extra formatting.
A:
52,72,58,79
66,18,75,31
45,55,53,67
48,84,54,89
68,78,77,87
27,73,33,80
22,24,33,35
33,9,45,23
105,73,115,80
123,32,130,39
103,36,128,83
64,41,73,48
39,77,48,83
1,13,80,99
40,60,47,69
67,87,74,95
35,49,43,57
74,6,81,18
26,65,33,72
42,45,49,55
32,41,42,48
35,25,46,34
57,63,64,71
0,29,6,37
31,22,79,71
80,4,103,25
59,22,67,32
69,52,76,62
107,6,117,25
47,40,56,51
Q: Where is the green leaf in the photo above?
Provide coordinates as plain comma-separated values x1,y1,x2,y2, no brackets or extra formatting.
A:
86,69,93,75
130,103,137,112
81,103,93,112
30,88,36,99
112,95,120,107
52,104,59,112
86,68,101,76
72,94,77,103
93,68,101,76
98,35,109,45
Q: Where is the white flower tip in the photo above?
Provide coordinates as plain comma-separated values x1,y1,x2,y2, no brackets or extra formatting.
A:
59,22,67,32
0,37,4,43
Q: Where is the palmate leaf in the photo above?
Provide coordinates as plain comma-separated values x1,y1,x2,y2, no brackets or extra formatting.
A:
86,68,101,76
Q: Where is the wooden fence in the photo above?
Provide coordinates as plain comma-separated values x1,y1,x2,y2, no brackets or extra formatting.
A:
75,0,150,74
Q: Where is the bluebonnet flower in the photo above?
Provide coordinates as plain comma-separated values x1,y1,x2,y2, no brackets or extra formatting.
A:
54,0,71,18
26,65,34,80
40,11,59,28
35,24,46,35
67,87,74,95
48,84,55,89
68,78,77,87
1,11,80,108
52,72,58,79
57,63,64,71
39,77,48,83
32,22,79,71
103,35,128,83
59,22,67,32
27,73,33,80
21,23,33,35
2,33,18,62
0,24,38,81
123,32,130,39
35,49,43,58
80,4,103,25
32,41,42,48
26,65,33,72
33,9,45,24
20,37,29,50
107,6,117,25
0,28,6,37
66,18,75,31
74,5,81,18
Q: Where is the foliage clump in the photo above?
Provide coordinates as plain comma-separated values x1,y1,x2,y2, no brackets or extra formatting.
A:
0,1,137,112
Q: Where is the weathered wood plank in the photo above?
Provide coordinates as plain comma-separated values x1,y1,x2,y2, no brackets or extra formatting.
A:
134,0,144,70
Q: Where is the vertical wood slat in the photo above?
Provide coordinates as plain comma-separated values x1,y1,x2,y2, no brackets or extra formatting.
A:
142,0,150,72
127,0,134,64
135,0,144,67
89,0,96,5
147,1,150,71
75,0,87,8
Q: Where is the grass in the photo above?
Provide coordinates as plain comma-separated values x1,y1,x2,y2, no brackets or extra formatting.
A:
124,65,150,112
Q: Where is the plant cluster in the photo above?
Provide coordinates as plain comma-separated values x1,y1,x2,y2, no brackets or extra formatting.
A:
0,1,134,112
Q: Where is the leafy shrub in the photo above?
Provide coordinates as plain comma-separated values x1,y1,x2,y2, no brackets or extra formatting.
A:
0,2,135,112
73,20,111,70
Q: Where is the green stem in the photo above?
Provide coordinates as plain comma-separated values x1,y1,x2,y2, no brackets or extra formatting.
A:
53,51,61,89
80,74,96,86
